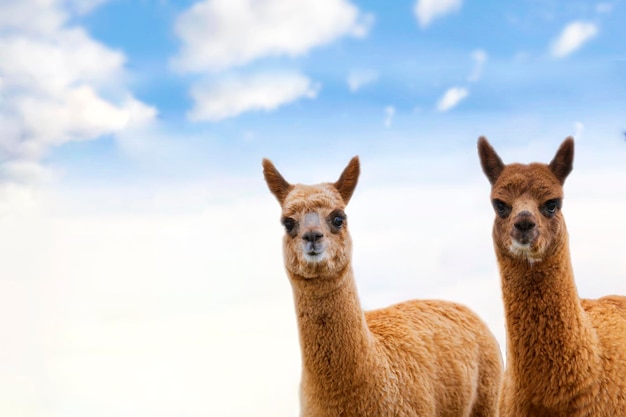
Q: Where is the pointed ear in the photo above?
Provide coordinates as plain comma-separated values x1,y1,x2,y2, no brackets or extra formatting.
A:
262,158,293,205
477,136,505,185
549,137,574,185
334,156,360,205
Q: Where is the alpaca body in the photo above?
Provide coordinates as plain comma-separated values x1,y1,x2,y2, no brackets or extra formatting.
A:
264,157,502,417
498,245,626,417
294,274,502,417
478,137,626,417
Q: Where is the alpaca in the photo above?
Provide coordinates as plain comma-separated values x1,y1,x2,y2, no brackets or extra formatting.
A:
263,156,502,417
478,137,626,417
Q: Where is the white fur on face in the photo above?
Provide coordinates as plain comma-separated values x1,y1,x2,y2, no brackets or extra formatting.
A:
303,251,328,263
509,240,542,265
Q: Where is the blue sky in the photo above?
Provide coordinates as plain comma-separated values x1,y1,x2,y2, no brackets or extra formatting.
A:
1,1,626,416
2,0,622,185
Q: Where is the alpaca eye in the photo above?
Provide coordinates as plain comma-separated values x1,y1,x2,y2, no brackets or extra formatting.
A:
282,217,296,233
542,199,562,217
492,199,511,218
332,216,344,228
328,211,346,231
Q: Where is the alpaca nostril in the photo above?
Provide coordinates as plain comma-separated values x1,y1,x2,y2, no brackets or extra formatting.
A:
514,211,536,232
303,230,323,243
514,219,536,231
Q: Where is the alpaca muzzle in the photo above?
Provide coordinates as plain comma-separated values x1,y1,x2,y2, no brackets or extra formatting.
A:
511,210,538,245
302,228,327,261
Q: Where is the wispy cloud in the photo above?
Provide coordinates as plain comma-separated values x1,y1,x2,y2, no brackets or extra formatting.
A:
384,106,395,127
467,49,487,82
573,121,585,139
171,0,372,73
347,69,378,92
414,0,462,28
550,21,598,58
67,0,110,14
187,72,319,122
595,3,613,14
436,87,468,112
433,49,484,114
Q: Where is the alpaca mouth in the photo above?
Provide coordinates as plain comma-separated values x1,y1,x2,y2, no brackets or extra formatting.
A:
509,240,542,264
511,240,531,251
511,229,538,246
304,251,326,263
303,241,326,257
303,245,326,262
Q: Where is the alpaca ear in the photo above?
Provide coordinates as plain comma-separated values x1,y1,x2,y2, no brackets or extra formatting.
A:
477,136,505,185
549,137,574,185
262,158,293,205
334,156,360,205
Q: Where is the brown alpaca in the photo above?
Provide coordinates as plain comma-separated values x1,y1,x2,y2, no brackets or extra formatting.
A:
478,137,626,417
263,156,502,417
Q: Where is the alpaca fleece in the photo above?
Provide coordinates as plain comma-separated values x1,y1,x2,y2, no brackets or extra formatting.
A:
478,137,626,417
263,156,502,417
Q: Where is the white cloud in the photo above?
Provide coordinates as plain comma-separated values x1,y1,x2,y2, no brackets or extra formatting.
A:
0,160,56,184
171,0,372,73
414,0,462,28
347,69,378,92
0,28,124,95
436,86,468,112
467,49,487,82
384,105,395,127
187,72,319,122
0,0,65,34
574,121,585,139
0,0,156,182
550,21,598,58
0,182,44,218
15,88,153,150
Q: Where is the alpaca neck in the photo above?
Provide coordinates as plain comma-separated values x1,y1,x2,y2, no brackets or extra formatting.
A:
498,238,598,392
290,265,377,398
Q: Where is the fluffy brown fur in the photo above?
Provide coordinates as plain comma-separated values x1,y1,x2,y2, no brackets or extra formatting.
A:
478,137,626,417
263,156,503,417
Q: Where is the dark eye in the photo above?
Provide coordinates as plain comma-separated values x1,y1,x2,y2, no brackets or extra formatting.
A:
492,199,511,218
328,211,346,232
282,217,296,234
332,216,344,228
542,199,562,217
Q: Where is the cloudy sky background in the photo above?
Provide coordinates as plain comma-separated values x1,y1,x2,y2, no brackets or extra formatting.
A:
0,0,625,415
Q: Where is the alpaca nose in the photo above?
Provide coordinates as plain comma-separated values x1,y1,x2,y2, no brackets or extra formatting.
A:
302,230,323,243
514,211,536,231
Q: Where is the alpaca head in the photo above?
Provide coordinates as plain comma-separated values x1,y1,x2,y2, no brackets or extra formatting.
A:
478,137,574,264
263,157,360,280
